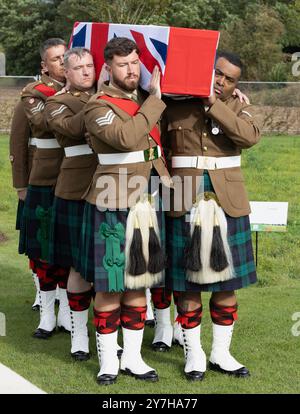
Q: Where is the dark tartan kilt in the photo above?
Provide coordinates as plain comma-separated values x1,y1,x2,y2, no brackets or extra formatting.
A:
16,199,24,231
49,197,86,268
78,201,166,293
19,185,54,260
165,172,257,292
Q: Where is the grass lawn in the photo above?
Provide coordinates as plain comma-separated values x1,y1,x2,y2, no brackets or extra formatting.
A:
0,135,300,394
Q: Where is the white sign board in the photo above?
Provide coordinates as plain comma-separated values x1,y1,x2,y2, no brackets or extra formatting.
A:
249,201,288,232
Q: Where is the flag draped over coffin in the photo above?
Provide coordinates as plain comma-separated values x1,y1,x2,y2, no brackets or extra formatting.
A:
69,22,219,97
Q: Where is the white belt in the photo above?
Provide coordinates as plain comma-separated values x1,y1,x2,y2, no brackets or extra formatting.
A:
64,144,93,157
34,138,61,149
98,146,161,165
172,155,241,170
28,138,37,146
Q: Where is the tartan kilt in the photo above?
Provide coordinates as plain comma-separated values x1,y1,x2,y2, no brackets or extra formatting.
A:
165,172,257,292
16,199,24,231
19,185,54,260
49,197,85,268
78,201,166,293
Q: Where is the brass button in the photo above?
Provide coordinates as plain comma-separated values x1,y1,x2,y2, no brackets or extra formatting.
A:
178,126,182,130
203,132,207,137
9,155,14,162
203,146,208,151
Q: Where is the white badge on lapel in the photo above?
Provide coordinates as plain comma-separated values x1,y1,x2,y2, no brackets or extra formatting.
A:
211,120,223,135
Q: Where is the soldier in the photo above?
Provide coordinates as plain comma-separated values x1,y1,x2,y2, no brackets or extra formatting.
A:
163,51,260,380
20,38,71,339
9,100,40,310
44,47,98,360
78,37,172,385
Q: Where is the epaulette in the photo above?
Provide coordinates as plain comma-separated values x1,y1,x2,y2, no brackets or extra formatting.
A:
20,80,41,96
34,83,57,97
96,91,105,99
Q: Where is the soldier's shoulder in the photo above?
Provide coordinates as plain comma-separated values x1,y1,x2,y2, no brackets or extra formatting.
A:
93,90,105,100
46,90,69,103
86,91,106,106
229,95,249,110
20,80,43,97
229,96,256,120
21,79,58,100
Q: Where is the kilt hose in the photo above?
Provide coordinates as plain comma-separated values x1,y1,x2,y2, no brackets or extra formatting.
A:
165,171,257,292
49,196,86,269
19,185,54,260
78,201,166,293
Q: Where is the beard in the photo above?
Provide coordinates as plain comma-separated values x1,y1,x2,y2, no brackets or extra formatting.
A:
113,75,139,92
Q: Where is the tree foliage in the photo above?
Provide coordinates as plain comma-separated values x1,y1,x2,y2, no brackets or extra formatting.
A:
0,0,64,75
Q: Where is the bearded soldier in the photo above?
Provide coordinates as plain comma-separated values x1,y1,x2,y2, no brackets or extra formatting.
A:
20,38,71,339
44,47,98,360
163,51,260,380
78,37,172,385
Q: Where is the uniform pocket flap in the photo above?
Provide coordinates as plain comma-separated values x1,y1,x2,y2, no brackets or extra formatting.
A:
167,119,195,131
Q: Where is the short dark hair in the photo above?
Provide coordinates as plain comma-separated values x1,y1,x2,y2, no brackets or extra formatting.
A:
104,37,140,63
40,38,66,60
216,51,243,74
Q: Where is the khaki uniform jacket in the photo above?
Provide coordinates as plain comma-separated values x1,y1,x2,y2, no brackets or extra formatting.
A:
84,83,171,208
9,100,36,189
21,74,64,186
163,96,261,218
44,88,98,200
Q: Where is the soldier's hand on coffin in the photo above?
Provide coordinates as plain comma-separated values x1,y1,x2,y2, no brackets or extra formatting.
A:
202,91,217,107
233,88,250,104
17,188,27,201
149,65,161,99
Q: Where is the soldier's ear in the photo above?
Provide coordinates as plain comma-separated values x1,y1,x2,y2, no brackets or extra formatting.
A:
105,64,112,80
41,60,48,73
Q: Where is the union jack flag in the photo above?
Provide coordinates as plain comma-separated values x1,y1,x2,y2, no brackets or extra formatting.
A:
69,22,219,97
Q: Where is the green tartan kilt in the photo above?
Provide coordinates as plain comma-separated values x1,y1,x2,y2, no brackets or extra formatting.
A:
49,197,86,268
16,199,24,231
19,185,54,261
78,201,166,293
165,172,257,292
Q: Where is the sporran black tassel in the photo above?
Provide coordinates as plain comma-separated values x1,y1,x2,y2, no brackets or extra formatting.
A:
128,217,147,275
210,213,228,272
148,225,166,273
185,214,202,272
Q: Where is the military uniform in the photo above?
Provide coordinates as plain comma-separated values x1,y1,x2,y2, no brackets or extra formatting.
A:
164,95,260,291
162,94,260,379
44,87,97,359
79,82,172,384
20,74,65,259
20,74,70,338
78,83,171,291
9,99,40,310
9,101,35,197
9,100,35,229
